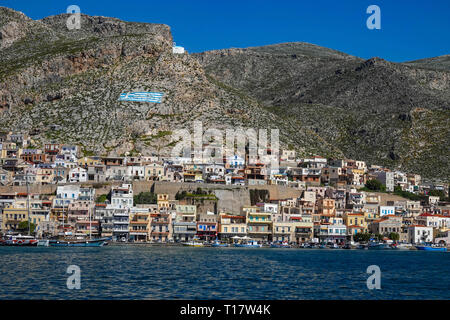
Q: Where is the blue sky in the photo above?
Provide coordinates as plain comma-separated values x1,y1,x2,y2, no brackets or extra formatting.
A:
2,0,449,62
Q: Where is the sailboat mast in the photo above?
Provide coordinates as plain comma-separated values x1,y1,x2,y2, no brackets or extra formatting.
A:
26,173,30,236
89,189,92,240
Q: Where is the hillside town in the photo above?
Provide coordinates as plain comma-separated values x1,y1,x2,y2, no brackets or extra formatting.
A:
0,131,449,247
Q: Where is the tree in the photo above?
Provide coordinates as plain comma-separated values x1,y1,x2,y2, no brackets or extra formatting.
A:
374,233,384,241
365,179,385,192
96,194,108,203
388,232,400,241
134,192,157,204
428,189,447,201
354,232,371,243
175,191,187,200
18,221,36,234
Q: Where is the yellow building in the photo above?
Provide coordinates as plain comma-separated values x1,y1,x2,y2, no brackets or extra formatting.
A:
2,206,29,231
157,194,170,210
273,219,314,243
144,163,164,180
129,209,150,242
218,213,247,239
344,213,367,235
36,167,55,184
77,156,102,167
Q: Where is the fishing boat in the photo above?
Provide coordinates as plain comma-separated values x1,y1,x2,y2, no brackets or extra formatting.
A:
37,239,50,247
390,243,414,250
182,240,204,247
328,243,341,249
48,237,110,247
211,240,229,247
270,241,291,248
234,240,261,248
0,234,38,246
368,242,392,250
415,245,447,252
343,243,357,249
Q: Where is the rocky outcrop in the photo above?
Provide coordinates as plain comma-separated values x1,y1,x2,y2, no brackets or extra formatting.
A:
194,43,450,179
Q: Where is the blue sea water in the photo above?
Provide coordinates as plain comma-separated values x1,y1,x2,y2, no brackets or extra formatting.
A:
0,246,448,300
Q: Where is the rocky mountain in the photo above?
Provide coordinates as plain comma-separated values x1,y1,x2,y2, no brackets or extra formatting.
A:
0,7,448,180
194,43,450,180
0,7,342,159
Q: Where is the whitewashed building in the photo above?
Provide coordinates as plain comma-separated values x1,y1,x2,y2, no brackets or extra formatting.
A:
407,225,433,244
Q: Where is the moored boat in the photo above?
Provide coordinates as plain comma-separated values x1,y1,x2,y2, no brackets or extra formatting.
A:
368,242,391,250
390,243,414,250
0,235,38,246
328,243,341,249
415,245,447,252
234,240,261,248
182,241,204,247
48,237,110,247
270,241,291,248
211,240,229,247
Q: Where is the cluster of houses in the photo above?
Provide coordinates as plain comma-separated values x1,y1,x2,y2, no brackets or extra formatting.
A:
1,182,449,245
0,132,449,245
0,132,447,192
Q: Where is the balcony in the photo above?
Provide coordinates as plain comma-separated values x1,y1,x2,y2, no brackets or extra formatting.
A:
152,220,169,224
273,230,291,235
130,220,148,224
113,212,129,217
114,220,129,224
151,231,169,236
248,219,272,224
248,229,272,234
130,229,149,234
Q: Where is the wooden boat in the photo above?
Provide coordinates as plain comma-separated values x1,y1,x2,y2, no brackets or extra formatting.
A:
48,237,110,247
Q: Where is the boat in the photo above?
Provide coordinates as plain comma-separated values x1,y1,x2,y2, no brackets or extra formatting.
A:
182,240,204,247
211,240,229,247
234,240,261,248
415,245,447,252
368,242,392,250
48,237,110,247
0,235,38,246
343,243,357,249
37,239,50,247
270,241,291,248
390,243,414,250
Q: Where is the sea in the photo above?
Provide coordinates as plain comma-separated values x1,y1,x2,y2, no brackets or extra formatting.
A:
0,246,448,300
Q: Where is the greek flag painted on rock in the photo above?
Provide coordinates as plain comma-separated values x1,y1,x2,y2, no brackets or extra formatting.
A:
118,92,164,103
